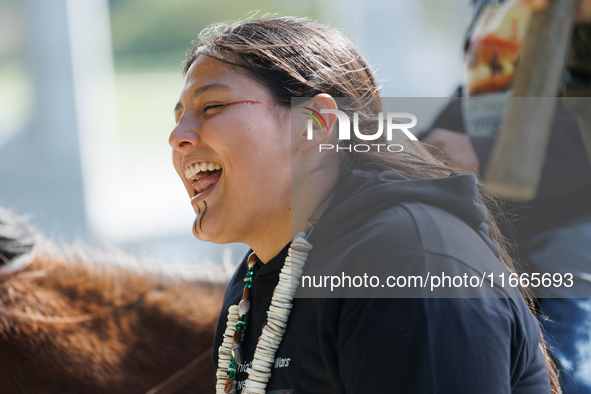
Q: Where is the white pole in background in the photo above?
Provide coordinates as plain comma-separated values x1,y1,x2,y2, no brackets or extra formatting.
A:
0,0,88,241
66,0,122,240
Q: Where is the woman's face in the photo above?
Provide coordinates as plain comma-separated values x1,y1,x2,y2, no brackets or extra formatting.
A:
170,55,292,245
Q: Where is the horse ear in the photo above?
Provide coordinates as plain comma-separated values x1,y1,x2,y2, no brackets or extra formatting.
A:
0,208,37,278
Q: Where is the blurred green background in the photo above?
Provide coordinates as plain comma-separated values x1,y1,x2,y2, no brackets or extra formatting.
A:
110,0,319,141
109,0,318,70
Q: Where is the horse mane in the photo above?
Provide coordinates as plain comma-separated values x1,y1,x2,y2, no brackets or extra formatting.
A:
0,206,235,285
0,206,234,325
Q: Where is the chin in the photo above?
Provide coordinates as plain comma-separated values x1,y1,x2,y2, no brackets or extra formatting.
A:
191,215,209,241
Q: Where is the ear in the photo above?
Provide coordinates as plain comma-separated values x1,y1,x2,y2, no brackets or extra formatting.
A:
294,94,338,152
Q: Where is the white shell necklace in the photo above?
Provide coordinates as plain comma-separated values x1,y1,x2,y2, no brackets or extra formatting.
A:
215,231,312,394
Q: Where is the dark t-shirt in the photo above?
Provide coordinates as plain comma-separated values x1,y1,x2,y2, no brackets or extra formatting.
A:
212,169,551,393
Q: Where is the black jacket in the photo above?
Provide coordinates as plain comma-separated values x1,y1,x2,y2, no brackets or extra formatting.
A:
213,169,551,393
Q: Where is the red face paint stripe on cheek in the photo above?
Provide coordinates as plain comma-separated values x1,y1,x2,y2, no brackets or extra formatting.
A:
225,100,263,106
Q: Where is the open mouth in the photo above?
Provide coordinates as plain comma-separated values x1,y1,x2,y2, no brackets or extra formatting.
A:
184,161,223,196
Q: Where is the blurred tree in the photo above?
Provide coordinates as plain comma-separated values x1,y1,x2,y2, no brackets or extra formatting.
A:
108,0,318,70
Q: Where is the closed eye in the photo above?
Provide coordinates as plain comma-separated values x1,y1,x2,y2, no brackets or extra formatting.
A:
204,104,225,112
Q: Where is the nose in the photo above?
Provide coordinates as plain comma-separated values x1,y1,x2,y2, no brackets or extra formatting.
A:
169,119,199,152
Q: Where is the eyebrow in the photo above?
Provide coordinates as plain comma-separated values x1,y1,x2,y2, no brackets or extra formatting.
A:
174,83,232,113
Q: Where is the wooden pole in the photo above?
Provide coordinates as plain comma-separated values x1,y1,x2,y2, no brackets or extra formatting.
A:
484,0,579,201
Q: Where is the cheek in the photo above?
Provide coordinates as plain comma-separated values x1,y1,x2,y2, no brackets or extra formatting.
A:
172,149,183,177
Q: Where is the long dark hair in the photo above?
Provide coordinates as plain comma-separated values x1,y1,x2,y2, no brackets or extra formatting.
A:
184,17,560,393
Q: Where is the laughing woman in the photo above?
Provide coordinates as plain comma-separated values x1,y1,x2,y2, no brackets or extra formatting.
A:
169,18,558,394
